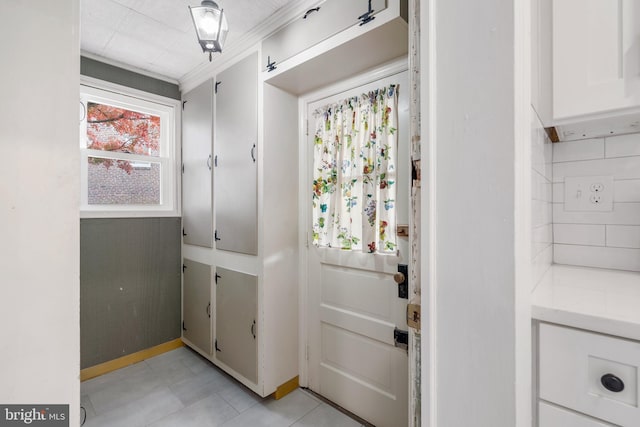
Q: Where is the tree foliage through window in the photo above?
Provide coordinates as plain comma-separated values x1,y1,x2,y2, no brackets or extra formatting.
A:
86,102,160,174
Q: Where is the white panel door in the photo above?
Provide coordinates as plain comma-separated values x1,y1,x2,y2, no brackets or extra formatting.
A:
307,71,409,427
553,0,640,119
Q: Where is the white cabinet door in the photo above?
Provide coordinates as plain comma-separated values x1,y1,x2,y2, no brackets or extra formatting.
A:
539,323,640,427
215,267,258,384
182,79,213,247
261,0,386,71
214,53,258,255
182,258,212,356
553,0,640,120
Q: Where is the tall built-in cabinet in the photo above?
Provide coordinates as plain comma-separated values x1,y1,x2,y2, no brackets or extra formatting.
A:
181,0,408,398
181,51,299,397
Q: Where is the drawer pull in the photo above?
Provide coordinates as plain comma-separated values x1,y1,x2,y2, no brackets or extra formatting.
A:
601,373,625,393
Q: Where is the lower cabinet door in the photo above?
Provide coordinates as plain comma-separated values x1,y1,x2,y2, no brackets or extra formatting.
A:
215,267,258,384
182,258,212,356
539,401,614,427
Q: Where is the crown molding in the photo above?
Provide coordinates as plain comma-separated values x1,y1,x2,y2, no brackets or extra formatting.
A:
179,0,321,93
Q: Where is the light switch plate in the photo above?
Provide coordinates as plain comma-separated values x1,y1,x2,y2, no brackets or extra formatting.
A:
564,175,614,212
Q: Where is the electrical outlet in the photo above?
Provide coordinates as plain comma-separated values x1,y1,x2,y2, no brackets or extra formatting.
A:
564,176,613,212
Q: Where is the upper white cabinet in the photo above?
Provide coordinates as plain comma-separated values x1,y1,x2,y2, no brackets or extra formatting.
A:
214,53,258,255
552,0,640,121
263,0,408,95
262,0,386,71
182,80,213,247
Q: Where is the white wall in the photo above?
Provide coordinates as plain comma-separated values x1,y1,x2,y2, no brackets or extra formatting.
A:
427,0,531,425
531,109,553,287
552,133,640,271
0,1,80,425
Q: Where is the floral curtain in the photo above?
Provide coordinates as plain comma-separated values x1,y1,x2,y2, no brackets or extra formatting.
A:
312,85,399,253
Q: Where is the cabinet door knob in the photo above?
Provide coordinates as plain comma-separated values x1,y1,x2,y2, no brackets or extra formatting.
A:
601,373,625,393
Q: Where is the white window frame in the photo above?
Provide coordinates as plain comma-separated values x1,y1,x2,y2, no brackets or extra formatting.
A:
80,77,181,218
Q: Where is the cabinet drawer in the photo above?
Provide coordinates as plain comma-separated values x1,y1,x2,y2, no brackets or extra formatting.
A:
539,323,640,426
261,0,386,71
539,401,614,427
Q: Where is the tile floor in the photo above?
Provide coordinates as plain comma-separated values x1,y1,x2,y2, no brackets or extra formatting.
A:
81,346,365,427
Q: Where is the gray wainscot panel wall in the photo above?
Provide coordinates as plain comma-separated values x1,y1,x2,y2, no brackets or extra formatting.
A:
80,217,182,368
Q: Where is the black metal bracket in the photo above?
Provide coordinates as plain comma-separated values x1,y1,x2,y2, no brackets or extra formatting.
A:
215,81,221,94
397,264,408,299
182,100,187,110
215,273,221,284
214,230,221,242
358,0,376,26
215,339,221,352
394,328,408,351
266,56,277,72
303,7,320,19
182,228,187,237
182,321,187,331
182,264,187,273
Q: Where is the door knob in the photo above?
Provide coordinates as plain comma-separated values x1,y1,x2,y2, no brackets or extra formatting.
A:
393,272,405,284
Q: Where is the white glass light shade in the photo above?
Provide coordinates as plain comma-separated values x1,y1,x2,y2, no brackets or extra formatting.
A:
189,1,229,58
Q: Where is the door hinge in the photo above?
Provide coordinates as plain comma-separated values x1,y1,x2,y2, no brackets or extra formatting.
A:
407,303,421,331
394,327,408,352
266,56,277,72
358,0,376,25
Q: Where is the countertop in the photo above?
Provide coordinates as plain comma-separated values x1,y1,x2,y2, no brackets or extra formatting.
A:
532,264,640,341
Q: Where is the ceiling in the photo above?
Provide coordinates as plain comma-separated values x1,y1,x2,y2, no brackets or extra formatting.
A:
81,0,297,82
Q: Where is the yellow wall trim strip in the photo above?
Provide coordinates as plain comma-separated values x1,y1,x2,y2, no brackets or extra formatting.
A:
274,375,299,400
80,338,184,381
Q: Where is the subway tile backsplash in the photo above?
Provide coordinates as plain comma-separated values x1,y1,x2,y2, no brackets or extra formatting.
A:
531,109,553,288
552,131,640,272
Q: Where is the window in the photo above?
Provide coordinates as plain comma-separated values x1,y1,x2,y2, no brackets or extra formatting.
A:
80,83,180,217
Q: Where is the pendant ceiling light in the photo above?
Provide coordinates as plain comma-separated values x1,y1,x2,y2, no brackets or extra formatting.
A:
189,0,229,62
